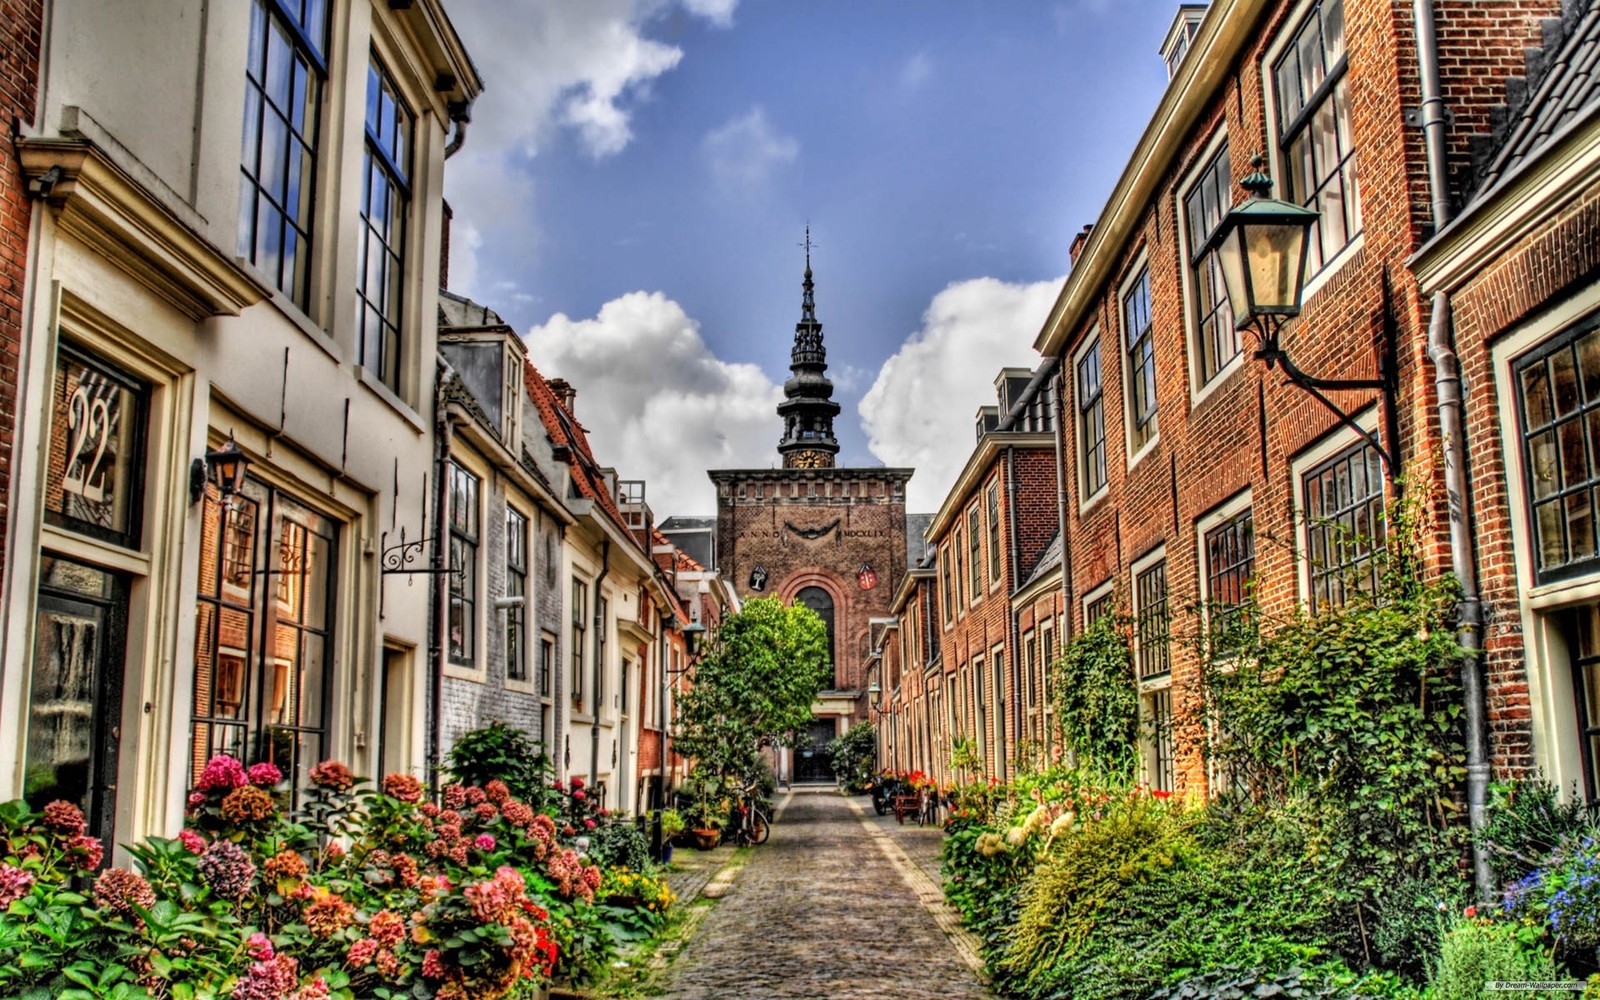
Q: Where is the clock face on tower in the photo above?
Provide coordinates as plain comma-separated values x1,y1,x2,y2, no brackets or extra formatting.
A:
789,449,830,469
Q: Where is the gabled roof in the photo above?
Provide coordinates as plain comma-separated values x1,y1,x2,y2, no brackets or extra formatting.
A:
522,358,635,541
1466,0,1599,205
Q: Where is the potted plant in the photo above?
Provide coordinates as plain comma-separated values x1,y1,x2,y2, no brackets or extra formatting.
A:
659,808,685,862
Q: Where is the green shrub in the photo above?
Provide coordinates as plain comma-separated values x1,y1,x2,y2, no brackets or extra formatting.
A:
828,722,877,791
1052,613,1139,782
1431,917,1567,1000
587,821,650,872
445,721,557,809
1478,780,1596,889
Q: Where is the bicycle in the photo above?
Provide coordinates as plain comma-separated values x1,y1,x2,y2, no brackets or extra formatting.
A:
726,780,771,846
915,786,938,827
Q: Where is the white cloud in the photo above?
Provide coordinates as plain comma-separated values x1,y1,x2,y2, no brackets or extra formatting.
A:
899,51,934,92
680,0,738,27
443,0,734,299
859,276,1064,512
703,107,799,190
524,291,784,515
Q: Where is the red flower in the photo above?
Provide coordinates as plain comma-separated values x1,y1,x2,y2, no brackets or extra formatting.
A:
309,760,354,792
41,799,87,836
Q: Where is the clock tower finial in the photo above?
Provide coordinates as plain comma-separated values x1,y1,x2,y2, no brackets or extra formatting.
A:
778,230,840,469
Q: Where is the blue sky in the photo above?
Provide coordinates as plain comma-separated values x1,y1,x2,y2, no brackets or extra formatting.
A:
443,0,1176,513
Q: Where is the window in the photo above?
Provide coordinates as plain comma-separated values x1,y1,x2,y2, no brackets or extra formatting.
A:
1184,141,1238,385
192,482,336,809
506,508,528,682
795,587,836,672
968,505,982,600
1147,688,1175,792
953,529,966,612
1135,561,1171,679
358,57,413,392
1085,590,1114,625
1204,508,1255,641
539,634,554,699
987,482,1001,585
596,596,609,712
1077,337,1107,497
1042,625,1056,707
1302,440,1386,609
1123,267,1158,453
46,343,148,548
1024,632,1037,708
940,544,954,625
1274,0,1360,275
446,462,479,666
239,0,327,308
1564,604,1600,802
571,580,588,709
1516,320,1600,583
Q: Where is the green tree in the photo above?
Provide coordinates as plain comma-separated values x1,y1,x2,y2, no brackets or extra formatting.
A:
672,597,832,782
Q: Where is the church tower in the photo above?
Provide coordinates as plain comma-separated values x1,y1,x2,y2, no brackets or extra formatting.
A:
777,231,841,469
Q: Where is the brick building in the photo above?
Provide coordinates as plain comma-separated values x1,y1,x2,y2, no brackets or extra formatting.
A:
709,253,916,782
1031,0,1566,794
1412,0,1600,797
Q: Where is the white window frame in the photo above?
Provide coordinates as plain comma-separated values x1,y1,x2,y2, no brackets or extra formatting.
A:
1175,128,1244,406
444,450,488,681
1131,544,1170,686
1261,0,1363,305
1289,409,1381,610
1081,578,1115,629
1195,488,1254,650
504,500,536,694
1119,251,1160,468
967,502,984,607
987,479,1004,593
1073,327,1110,511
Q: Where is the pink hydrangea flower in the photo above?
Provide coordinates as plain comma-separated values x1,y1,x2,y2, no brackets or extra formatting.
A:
196,754,248,793
570,776,585,789
0,864,35,906
572,790,586,802
422,949,447,980
583,818,596,830
381,773,424,803
247,762,283,787
67,834,103,870
475,834,496,851
308,760,353,792
484,780,510,803
246,932,275,960
346,937,379,968
41,799,87,836
178,829,207,855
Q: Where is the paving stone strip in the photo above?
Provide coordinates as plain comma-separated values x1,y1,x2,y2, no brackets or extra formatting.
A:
653,789,996,999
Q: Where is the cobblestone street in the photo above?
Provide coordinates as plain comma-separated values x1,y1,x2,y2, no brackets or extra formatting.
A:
655,789,993,1000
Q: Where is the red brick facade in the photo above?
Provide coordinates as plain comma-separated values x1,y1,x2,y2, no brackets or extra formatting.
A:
1036,0,1563,792
0,0,43,584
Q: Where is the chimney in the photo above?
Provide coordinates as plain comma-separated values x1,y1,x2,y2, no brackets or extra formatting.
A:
547,378,577,413
440,199,453,290
1069,224,1094,266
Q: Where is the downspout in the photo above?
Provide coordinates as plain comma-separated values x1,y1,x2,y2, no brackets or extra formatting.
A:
1052,363,1074,753
1414,0,1493,902
591,539,611,795
427,402,455,795
1005,445,1021,782
443,100,472,160
659,613,673,805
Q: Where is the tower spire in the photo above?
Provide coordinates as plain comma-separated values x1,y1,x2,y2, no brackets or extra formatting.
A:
777,229,840,469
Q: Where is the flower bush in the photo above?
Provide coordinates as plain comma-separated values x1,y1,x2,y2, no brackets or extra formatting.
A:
0,737,676,1000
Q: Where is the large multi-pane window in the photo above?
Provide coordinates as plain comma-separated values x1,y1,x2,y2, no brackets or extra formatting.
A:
1135,561,1171,679
596,596,609,712
192,482,336,810
447,462,479,665
506,508,528,682
1303,441,1386,609
953,529,966,612
358,58,413,392
1205,508,1256,641
1184,142,1238,384
1123,268,1158,452
1274,0,1360,275
1085,590,1114,626
987,482,1001,585
571,580,588,710
968,506,982,599
1077,339,1107,497
1517,321,1600,583
940,544,954,625
1147,689,1175,792
239,0,327,308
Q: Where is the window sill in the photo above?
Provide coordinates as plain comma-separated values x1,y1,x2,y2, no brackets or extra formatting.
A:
1299,231,1365,308
1127,433,1160,473
1189,351,1246,410
355,365,427,433
444,663,485,683
504,677,539,696
1078,485,1109,517
1138,673,1173,694
234,257,345,365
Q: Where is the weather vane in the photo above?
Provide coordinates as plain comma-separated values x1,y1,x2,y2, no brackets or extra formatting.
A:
799,224,817,266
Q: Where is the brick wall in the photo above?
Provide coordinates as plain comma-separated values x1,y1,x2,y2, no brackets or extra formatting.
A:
1044,0,1562,791
0,0,42,585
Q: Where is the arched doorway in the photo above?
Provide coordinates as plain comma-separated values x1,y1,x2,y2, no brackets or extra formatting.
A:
792,586,837,783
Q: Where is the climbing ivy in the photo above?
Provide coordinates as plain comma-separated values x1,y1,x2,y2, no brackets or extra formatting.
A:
1052,612,1140,782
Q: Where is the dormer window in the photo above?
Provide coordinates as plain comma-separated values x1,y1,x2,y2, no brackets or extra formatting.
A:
1161,4,1209,79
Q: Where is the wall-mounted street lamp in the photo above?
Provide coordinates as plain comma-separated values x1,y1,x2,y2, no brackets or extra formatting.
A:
189,432,252,505
1204,155,1399,476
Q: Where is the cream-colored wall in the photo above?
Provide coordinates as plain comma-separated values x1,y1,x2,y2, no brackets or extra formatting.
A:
3,0,471,847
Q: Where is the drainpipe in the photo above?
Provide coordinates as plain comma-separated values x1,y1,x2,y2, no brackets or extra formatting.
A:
427,401,456,796
1414,0,1493,902
591,540,611,797
1005,445,1022,781
1052,363,1074,753
443,100,472,160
